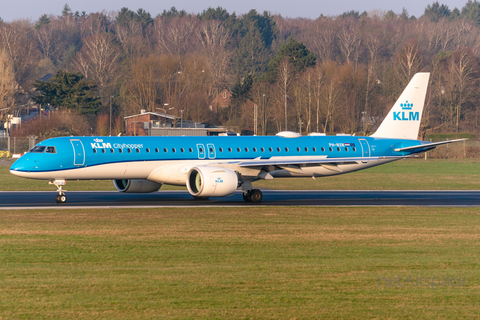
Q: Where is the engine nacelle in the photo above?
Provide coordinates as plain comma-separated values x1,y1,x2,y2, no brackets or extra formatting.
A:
113,179,162,193
186,166,238,197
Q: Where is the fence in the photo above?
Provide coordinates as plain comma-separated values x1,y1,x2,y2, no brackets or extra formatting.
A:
0,136,42,156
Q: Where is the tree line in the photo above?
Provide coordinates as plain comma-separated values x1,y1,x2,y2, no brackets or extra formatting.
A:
2,2,480,136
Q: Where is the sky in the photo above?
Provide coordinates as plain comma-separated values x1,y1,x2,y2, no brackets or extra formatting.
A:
0,0,471,22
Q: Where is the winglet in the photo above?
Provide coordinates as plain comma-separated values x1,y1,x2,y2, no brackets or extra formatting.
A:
372,72,430,140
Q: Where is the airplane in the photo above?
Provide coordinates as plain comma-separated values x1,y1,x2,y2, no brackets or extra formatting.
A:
10,72,465,204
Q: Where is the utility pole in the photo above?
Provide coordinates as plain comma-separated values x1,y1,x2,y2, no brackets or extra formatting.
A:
262,94,266,135
362,111,367,135
110,95,114,136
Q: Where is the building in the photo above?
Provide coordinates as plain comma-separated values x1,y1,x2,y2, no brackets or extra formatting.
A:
124,110,233,136
209,89,231,112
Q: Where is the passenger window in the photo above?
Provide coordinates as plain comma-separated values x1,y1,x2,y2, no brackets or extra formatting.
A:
146,148,150,153
119,149,123,153
101,149,106,153
155,148,159,153
305,147,308,152
46,146,56,154
199,148,203,153
93,149,97,154
329,147,333,152
110,148,114,153
127,148,131,153
228,148,232,152
189,148,193,152
261,147,265,152
136,148,140,153
269,147,273,152
337,147,341,152
172,148,176,153
253,147,257,152
277,147,281,152
209,147,213,153
245,147,249,152
237,147,241,152
353,147,356,152
313,147,316,152
297,147,300,152
345,147,348,152
321,147,325,152
31,146,46,153
285,147,289,152
164,148,168,153
219,148,223,152
181,148,185,153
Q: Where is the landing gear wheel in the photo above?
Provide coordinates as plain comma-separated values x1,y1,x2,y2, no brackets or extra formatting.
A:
55,194,67,203
250,189,263,203
193,196,210,200
242,189,262,203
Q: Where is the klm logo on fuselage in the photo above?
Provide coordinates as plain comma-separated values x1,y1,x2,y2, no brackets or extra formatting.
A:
91,142,112,148
393,100,419,121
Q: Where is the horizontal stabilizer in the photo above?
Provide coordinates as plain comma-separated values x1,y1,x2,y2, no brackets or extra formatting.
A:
394,139,467,152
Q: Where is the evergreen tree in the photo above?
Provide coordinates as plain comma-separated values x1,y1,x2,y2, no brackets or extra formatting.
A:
423,2,451,22
461,0,480,25
234,10,277,76
62,3,72,17
35,14,50,30
342,10,360,19
135,8,153,29
33,70,101,115
265,37,316,82
116,7,135,28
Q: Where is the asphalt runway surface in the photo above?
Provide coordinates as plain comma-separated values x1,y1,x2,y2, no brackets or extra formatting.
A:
1,190,480,209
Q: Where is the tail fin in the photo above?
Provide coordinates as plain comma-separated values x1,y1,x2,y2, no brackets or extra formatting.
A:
372,72,430,140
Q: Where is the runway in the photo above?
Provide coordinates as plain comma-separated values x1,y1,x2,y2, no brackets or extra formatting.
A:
1,190,480,209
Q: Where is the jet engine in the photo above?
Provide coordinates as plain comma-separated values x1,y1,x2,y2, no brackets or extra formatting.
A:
186,166,238,198
113,179,162,193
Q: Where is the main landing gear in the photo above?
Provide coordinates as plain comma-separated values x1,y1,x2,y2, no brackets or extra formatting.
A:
49,179,67,203
242,189,263,203
241,179,263,203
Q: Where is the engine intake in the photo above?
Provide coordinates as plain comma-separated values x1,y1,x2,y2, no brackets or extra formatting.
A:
186,166,238,197
113,179,162,193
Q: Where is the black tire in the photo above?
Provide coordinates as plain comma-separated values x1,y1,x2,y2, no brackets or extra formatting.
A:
242,192,252,202
55,194,67,203
250,189,263,203
193,196,209,200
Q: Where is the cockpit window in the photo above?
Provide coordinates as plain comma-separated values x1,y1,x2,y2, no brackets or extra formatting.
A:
30,146,46,153
46,146,56,154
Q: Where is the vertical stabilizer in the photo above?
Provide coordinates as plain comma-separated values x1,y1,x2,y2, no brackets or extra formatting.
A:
372,72,430,140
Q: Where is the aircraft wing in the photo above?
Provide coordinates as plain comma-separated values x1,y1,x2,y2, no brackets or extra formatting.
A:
238,156,404,167
393,139,467,152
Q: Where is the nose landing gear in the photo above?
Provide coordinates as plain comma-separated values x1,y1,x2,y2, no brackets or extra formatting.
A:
49,179,67,203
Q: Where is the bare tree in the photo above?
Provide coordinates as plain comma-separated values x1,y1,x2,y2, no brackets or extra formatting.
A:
0,50,17,127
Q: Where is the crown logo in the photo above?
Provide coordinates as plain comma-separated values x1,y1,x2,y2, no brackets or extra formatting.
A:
400,101,413,110
93,138,104,143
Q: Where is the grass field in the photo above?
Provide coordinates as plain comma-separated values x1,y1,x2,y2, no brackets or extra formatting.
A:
2,158,480,191
1,207,479,319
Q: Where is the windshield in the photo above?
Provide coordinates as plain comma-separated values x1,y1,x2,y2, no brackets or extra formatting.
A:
30,146,46,153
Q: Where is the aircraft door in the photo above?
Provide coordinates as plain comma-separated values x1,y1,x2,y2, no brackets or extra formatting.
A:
358,139,370,157
207,143,216,159
196,144,206,159
70,139,85,166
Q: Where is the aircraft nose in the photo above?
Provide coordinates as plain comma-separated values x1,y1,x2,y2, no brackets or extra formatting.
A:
9,157,27,175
